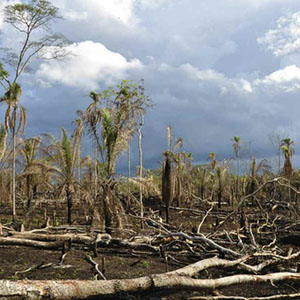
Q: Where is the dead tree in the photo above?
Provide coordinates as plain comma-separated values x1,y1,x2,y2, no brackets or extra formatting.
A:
162,152,173,224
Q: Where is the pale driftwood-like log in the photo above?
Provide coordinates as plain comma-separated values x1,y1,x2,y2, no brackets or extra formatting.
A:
0,272,299,299
188,293,300,300
0,237,62,249
9,232,159,253
168,256,248,277
9,232,93,244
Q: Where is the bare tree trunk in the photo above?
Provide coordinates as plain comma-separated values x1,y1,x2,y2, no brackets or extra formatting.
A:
12,109,16,222
94,143,97,201
162,154,172,224
103,183,112,235
0,269,299,299
66,184,72,225
26,174,33,209
127,143,131,179
90,143,98,226
236,149,240,201
138,116,144,223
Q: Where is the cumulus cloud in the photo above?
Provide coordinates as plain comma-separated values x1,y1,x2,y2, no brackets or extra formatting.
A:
36,41,143,90
179,63,253,94
258,12,300,57
254,65,300,92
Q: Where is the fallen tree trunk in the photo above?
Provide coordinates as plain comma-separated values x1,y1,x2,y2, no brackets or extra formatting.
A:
8,232,159,253
0,237,62,249
0,254,299,300
0,272,299,299
9,232,93,244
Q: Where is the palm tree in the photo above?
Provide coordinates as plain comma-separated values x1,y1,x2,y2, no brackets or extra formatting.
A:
215,162,228,209
79,80,151,233
43,128,78,224
19,136,41,208
83,91,102,204
208,152,217,169
280,138,295,178
0,82,26,221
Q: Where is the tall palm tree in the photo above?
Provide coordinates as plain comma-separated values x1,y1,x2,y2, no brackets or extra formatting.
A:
0,82,26,221
79,80,151,233
82,91,102,203
280,138,295,179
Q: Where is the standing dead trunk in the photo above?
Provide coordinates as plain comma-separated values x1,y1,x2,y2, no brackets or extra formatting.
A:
12,110,17,222
175,176,182,207
26,174,33,209
127,142,131,205
102,183,112,235
138,116,144,225
66,184,72,225
162,153,173,224
217,188,222,209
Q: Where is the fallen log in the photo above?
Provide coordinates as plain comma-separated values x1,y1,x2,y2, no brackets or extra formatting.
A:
0,272,299,299
9,232,93,244
0,237,62,249
8,231,159,252
0,255,299,299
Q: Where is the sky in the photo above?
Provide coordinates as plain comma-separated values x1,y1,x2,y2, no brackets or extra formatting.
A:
1,0,300,173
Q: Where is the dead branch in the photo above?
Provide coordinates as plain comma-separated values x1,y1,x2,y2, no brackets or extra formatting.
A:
214,178,284,231
167,232,241,258
15,253,69,276
85,255,106,280
197,204,214,233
